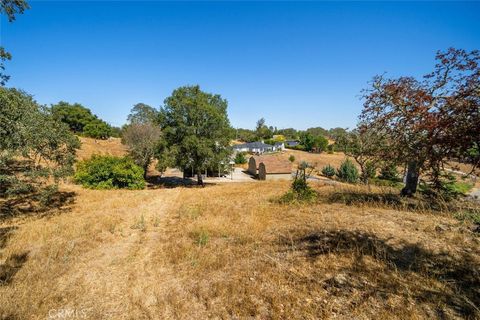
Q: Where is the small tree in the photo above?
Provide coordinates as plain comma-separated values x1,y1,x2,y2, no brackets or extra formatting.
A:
127,103,158,124
337,128,382,184
336,159,359,183
321,164,335,178
279,161,317,203
122,123,161,179
379,163,400,181
234,152,247,164
288,155,295,163
312,135,329,153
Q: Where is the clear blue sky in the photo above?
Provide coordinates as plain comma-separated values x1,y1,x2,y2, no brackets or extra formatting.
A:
1,1,479,129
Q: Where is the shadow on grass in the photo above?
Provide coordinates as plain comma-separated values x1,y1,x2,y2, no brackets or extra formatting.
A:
146,175,218,189
0,226,18,249
279,229,480,318
322,189,475,213
0,191,75,222
0,252,28,285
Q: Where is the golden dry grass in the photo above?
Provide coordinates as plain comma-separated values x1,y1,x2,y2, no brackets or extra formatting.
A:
1,181,479,319
76,137,127,161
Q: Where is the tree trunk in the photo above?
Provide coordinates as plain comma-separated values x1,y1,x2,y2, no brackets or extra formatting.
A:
401,161,419,196
197,170,204,186
143,165,148,179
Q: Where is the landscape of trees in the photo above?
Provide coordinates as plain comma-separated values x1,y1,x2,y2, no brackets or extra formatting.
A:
1,45,478,203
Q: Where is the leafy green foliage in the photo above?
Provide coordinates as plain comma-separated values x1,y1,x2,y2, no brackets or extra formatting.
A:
280,161,317,203
127,103,159,125
235,128,256,142
83,119,112,139
74,155,145,190
255,117,274,140
51,101,112,139
379,164,400,181
0,87,79,198
159,85,233,185
234,152,247,164
361,161,377,182
419,173,473,200
336,159,359,183
321,164,336,178
288,155,295,163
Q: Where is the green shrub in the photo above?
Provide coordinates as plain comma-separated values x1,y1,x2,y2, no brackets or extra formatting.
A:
75,155,145,190
379,164,400,181
360,161,377,183
336,159,359,183
288,155,295,163
321,164,336,178
234,152,247,164
83,120,112,140
279,161,317,203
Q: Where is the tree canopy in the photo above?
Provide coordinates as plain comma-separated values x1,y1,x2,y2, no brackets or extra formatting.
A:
159,85,233,185
360,48,480,196
51,101,113,139
0,87,79,198
127,103,159,125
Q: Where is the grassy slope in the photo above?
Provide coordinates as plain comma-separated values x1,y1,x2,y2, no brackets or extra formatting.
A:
76,137,127,161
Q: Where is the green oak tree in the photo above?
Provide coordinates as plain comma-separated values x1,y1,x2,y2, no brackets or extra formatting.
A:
0,87,79,199
159,85,233,185
127,103,159,125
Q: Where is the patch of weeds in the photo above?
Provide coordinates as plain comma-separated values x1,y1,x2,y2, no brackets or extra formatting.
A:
107,222,116,234
454,210,480,224
179,205,202,220
278,189,318,204
192,230,209,247
152,215,161,227
131,214,146,232
451,181,474,195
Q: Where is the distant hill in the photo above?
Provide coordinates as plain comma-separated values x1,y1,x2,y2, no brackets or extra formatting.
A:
76,136,127,161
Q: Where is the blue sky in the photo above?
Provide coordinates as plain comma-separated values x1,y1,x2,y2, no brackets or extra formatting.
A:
1,1,479,129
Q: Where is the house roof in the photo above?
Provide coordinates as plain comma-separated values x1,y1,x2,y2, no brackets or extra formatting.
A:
233,141,273,149
250,155,292,174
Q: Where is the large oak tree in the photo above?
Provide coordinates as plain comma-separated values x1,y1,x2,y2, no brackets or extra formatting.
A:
159,85,233,185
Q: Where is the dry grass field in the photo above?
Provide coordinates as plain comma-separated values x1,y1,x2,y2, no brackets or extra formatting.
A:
1,138,479,319
76,137,127,161
1,181,479,319
282,149,347,170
